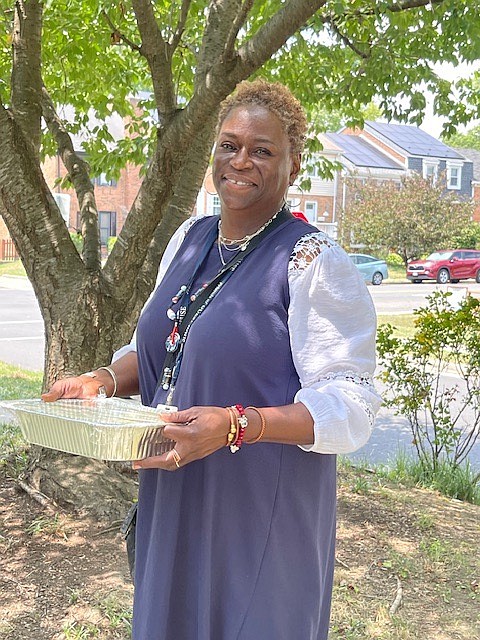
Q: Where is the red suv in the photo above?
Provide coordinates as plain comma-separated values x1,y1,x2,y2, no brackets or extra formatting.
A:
407,250,480,284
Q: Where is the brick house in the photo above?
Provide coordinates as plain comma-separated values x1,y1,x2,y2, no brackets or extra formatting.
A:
42,153,143,247
2,119,479,259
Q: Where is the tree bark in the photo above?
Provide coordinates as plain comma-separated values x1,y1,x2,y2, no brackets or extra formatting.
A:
11,0,43,155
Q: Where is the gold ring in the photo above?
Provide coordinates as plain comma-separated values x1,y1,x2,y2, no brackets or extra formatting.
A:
172,448,181,469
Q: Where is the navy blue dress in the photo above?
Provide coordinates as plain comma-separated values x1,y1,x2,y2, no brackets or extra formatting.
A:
133,215,336,639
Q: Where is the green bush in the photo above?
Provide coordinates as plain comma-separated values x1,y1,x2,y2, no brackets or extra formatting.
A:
386,253,404,266
451,222,480,249
377,291,480,502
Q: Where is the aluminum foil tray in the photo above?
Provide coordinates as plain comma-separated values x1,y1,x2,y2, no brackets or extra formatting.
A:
0,398,174,461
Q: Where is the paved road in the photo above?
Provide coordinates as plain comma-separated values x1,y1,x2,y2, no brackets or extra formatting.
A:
0,278,44,371
368,280,480,315
0,275,478,468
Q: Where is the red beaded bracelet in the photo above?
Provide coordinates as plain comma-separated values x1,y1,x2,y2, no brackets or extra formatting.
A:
229,404,248,453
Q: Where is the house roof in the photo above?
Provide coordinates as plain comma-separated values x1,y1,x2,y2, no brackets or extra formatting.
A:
454,147,480,181
365,121,464,160
325,132,405,170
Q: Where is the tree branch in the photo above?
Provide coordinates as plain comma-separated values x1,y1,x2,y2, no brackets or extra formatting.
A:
101,9,143,53
180,0,328,139
104,109,217,304
11,0,43,155
170,0,192,51
223,0,254,60
132,0,177,120
327,19,371,59
341,0,446,18
41,87,101,272
195,0,242,89
385,0,446,13
0,100,82,288
231,0,329,82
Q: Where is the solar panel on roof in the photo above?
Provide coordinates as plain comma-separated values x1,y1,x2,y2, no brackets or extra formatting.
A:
365,121,463,159
325,133,404,169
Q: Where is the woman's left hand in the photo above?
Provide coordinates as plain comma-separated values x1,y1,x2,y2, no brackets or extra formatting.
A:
132,405,229,471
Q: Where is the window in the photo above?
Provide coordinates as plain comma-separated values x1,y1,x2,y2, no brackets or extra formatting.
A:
99,211,116,246
447,163,462,190
94,173,117,187
208,195,221,216
423,162,438,183
304,201,317,223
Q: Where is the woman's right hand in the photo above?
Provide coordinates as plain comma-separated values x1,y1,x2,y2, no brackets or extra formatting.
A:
41,375,105,402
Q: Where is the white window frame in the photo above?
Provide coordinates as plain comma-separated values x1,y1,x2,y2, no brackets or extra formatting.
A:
304,200,318,223
423,161,438,183
208,194,222,216
446,162,462,190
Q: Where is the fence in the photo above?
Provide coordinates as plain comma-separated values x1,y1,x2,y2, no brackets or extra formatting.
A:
0,239,19,261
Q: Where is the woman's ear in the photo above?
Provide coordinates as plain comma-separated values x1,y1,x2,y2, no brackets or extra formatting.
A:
289,153,301,185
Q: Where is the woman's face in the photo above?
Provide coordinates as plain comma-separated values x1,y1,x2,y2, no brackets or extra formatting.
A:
212,105,300,217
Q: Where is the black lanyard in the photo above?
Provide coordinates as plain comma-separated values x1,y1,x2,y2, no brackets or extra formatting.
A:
157,206,292,403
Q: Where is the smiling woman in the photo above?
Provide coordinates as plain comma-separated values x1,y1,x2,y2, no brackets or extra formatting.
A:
43,79,381,640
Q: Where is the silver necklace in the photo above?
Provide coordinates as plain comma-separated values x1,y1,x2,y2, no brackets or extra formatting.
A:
217,206,283,266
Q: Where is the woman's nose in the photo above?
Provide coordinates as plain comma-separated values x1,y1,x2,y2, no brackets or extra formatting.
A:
230,147,253,170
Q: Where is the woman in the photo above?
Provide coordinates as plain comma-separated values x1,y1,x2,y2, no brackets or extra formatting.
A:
44,79,381,639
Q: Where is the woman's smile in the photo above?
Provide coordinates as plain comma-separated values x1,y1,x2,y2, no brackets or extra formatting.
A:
212,104,299,228
223,175,257,188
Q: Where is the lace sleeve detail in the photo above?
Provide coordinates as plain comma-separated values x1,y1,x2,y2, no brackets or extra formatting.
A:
313,370,375,389
288,232,337,274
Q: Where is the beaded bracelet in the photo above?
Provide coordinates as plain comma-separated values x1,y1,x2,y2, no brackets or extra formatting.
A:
225,407,238,448
229,404,248,453
245,406,266,444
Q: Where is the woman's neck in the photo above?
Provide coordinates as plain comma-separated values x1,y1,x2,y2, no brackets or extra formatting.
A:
219,203,284,240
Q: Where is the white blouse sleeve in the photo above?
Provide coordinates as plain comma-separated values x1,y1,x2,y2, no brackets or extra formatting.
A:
288,232,382,454
112,215,209,362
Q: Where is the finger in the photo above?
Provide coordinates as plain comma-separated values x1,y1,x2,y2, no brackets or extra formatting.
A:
162,423,191,441
132,448,180,471
159,408,194,423
41,389,63,402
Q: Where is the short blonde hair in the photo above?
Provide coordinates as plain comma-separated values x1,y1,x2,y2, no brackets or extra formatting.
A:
217,79,308,155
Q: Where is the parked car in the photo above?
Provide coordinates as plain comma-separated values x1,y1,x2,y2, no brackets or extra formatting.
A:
349,253,388,285
406,249,480,284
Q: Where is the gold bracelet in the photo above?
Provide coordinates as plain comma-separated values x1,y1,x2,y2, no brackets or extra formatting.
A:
245,406,266,444
225,407,238,447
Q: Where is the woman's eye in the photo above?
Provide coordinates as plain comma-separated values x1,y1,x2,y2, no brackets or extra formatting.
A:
255,148,271,155
220,142,236,151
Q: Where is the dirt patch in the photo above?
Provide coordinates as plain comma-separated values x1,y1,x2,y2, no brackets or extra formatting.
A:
0,464,478,640
0,473,133,639
332,466,480,640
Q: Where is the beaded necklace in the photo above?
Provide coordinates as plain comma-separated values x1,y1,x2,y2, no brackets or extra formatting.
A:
217,207,284,265
159,206,291,404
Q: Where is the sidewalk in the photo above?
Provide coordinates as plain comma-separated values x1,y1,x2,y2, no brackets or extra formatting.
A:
0,275,33,291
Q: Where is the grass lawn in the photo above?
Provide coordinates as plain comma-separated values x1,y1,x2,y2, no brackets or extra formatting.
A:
0,360,42,400
377,313,416,339
385,262,407,282
0,260,27,278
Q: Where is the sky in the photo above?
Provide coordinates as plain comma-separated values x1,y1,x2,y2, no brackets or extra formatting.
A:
418,62,479,139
